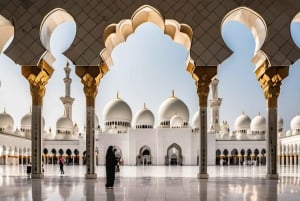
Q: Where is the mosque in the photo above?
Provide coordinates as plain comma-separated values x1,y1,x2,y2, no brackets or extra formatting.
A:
1,62,299,167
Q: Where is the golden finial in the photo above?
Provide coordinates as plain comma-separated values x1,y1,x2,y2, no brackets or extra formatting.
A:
3,107,6,113
144,102,146,109
116,91,120,99
171,89,175,97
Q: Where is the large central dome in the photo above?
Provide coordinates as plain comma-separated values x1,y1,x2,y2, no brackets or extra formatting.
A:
103,95,132,122
103,93,132,133
158,91,189,127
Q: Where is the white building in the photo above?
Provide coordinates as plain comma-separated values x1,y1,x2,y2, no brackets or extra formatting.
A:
0,68,298,167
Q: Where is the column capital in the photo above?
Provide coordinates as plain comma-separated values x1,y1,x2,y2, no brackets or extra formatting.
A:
187,65,217,107
75,62,108,107
22,59,54,105
254,62,289,108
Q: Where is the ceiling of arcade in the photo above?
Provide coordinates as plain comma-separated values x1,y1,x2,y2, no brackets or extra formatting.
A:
0,0,299,66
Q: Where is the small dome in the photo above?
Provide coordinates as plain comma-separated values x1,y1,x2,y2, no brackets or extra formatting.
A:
56,116,73,129
158,91,189,126
170,114,184,128
250,113,266,132
56,115,74,140
21,111,45,131
291,114,300,135
103,95,132,123
134,104,154,128
0,110,14,132
191,111,199,129
234,112,251,130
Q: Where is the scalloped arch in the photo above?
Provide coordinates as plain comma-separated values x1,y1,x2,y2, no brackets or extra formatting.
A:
100,5,193,69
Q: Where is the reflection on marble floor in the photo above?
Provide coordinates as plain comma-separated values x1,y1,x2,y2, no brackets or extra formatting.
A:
0,165,300,201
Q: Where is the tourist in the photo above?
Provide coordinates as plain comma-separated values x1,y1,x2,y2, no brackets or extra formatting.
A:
105,146,117,189
59,156,65,175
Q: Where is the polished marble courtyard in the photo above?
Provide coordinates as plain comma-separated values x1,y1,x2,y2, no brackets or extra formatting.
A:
1,165,300,201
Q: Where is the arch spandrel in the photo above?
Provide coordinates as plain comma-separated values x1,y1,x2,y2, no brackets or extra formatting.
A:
101,5,193,69
1,0,299,65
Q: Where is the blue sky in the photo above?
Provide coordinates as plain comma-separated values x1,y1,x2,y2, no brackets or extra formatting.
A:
0,21,300,133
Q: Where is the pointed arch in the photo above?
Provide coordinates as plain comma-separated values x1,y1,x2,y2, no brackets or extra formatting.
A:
100,5,193,69
165,143,183,165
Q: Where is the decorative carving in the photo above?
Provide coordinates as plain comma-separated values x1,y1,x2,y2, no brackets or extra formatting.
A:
76,61,108,107
187,65,217,107
255,62,289,108
22,59,54,105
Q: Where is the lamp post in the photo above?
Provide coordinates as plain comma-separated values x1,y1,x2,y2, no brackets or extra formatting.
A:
187,64,217,179
22,58,54,179
76,61,108,179
255,60,289,179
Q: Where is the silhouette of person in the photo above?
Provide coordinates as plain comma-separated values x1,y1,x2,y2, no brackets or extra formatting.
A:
105,146,117,189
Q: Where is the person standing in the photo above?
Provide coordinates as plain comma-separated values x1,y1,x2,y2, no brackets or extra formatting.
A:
59,156,65,175
105,146,117,189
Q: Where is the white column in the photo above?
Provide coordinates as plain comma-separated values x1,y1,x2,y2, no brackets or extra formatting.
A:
266,107,278,179
198,107,209,179
85,106,97,179
31,105,44,178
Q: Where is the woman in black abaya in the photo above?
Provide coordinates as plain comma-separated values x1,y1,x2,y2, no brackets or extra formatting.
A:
105,146,117,189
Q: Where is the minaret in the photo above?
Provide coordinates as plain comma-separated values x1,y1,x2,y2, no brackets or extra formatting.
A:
60,61,75,119
209,78,222,132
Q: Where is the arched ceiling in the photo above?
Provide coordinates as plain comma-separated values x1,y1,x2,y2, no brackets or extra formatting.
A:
0,0,299,66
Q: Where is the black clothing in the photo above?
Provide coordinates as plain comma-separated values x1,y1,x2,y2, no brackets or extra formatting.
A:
105,146,117,188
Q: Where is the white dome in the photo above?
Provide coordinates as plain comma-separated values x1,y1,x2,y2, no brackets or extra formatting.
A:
250,113,266,132
191,111,199,129
0,110,14,132
158,92,189,125
170,114,184,128
103,96,132,123
21,112,45,130
56,116,73,129
134,105,154,128
56,115,74,140
234,112,251,130
291,114,300,135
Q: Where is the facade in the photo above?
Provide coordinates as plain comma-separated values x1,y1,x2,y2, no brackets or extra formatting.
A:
0,64,299,167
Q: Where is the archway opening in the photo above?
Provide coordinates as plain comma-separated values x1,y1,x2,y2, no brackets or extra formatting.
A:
165,143,182,166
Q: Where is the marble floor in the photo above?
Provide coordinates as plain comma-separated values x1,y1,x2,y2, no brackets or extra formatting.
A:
1,165,300,201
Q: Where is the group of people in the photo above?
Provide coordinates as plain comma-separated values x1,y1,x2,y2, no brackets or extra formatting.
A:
56,146,119,189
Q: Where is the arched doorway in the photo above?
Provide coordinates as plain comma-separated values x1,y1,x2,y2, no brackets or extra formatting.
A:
43,148,48,164
223,149,229,165
254,148,259,166
216,149,221,165
112,146,123,168
246,149,252,165
261,149,266,165
165,143,183,166
51,148,57,164
74,149,80,165
66,149,72,165
136,145,151,166
230,149,239,165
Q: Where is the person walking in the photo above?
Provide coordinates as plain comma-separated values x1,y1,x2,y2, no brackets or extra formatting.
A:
59,156,65,175
105,146,117,189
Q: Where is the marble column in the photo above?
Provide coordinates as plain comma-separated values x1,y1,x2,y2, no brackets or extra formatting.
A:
255,62,289,179
187,64,217,179
76,62,108,179
22,59,54,179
